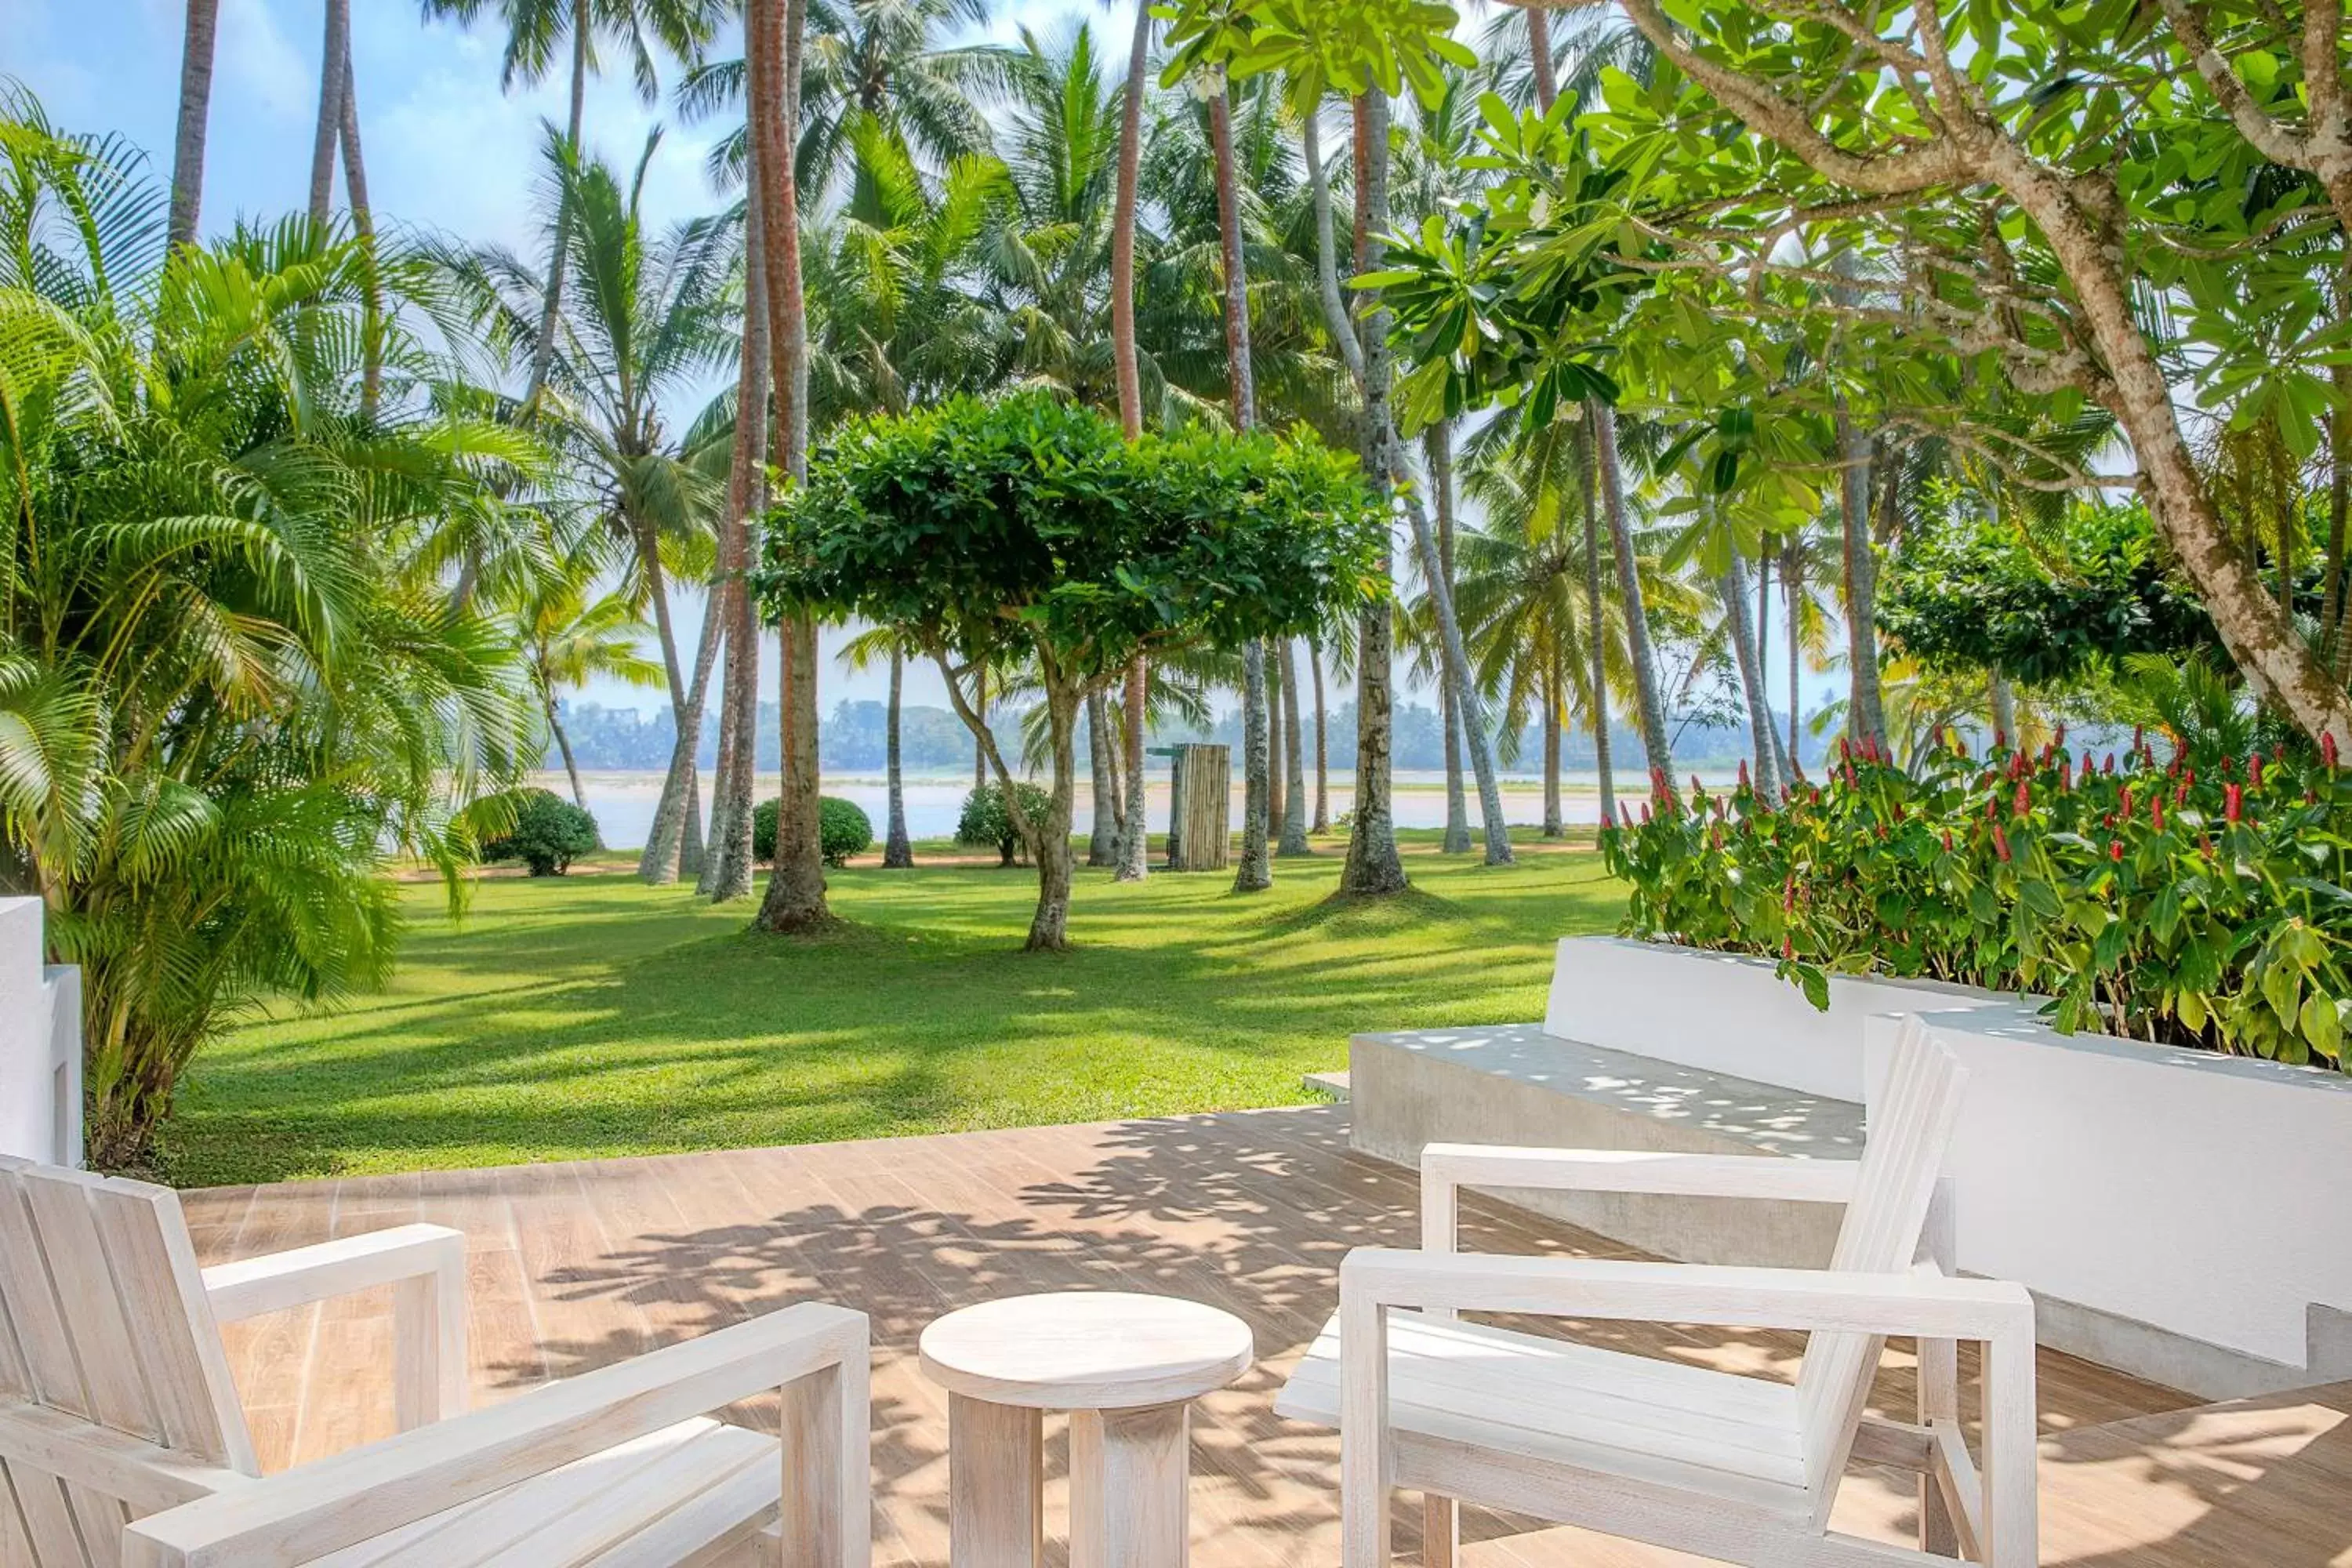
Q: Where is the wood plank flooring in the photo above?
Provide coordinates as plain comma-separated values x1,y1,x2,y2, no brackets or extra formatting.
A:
180,1105,2349,1565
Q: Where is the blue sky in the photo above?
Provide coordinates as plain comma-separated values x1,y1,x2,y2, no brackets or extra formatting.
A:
12,2,1840,724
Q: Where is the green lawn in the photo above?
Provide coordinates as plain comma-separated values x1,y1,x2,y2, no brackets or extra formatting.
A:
165,831,1625,1188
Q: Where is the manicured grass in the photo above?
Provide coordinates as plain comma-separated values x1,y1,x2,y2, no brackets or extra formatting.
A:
164,830,1625,1187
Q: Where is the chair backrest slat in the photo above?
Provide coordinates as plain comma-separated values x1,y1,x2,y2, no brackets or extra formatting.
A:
0,1160,257,1568
1794,1020,1969,1515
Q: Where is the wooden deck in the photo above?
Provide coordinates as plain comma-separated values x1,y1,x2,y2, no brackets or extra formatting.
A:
180,1105,2352,1566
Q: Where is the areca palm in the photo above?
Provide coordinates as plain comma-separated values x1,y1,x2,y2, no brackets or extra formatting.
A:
517,564,666,810
2,100,538,1165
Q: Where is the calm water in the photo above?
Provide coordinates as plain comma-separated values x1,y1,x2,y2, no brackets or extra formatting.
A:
556,768,1733,851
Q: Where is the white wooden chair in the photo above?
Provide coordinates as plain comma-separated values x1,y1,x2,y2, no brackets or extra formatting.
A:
1277,1019,2041,1567
0,1157,869,1568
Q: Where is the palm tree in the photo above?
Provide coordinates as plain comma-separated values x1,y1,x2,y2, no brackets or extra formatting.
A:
1109,0,1154,885
422,0,719,408
519,569,667,809
169,0,220,244
2,100,539,1163
445,133,738,882
677,0,1017,201
839,627,920,866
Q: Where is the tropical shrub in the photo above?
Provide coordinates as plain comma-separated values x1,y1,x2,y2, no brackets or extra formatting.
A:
753,797,876,866
0,96,537,1164
481,791,600,876
818,797,873,866
958,783,1054,866
1602,725,2350,1068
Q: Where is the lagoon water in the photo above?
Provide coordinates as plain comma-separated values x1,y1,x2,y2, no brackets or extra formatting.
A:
556,768,1739,851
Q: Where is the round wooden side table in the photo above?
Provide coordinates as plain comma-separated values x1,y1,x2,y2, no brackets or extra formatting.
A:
918,1291,1254,1568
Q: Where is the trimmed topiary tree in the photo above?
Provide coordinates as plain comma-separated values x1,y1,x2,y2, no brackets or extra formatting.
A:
482,789,600,877
756,392,1385,950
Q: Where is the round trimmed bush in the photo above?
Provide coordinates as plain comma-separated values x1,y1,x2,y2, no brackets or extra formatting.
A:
481,788,599,876
753,796,874,867
956,782,1051,866
819,797,873,866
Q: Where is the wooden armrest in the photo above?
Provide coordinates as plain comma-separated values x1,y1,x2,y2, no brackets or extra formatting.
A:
204,1225,468,1431
203,1225,466,1319
123,1302,870,1568
1339,1247,2033,1341
1421,1145,1861,1204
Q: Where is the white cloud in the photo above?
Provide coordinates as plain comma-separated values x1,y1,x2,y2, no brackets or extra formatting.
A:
217,0,313,123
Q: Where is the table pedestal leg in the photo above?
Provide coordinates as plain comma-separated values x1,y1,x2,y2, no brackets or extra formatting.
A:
949,1393,1043,1568
1069,1401,1189,1568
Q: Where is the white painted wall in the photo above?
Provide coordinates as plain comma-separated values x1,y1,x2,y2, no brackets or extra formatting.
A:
1543,936,2352,1379
1544,936,2017,1101
1861,1004,2352,1371
0,898,82,1167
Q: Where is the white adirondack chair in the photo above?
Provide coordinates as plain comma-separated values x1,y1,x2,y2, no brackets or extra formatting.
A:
0,1157,869,1568
1278,1019,2041,1567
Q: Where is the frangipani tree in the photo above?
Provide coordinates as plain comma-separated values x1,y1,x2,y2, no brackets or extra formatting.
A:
754,391,1384,949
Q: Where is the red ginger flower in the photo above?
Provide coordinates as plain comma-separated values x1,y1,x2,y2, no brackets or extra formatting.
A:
2120,786,2133,819
1738,758,1750,790
2110,839,2125,862
2250,753,2264,788
1992,823,2012,861
2151,794,2164,833
1942,829,1955,851
2225,782,2242,824
2013,779,2031,818
2103,753,2117,775
2325,731,2339,769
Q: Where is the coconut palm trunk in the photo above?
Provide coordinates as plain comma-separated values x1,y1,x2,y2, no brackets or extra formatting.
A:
1308,633,1330,833
1430,420,1471,853
523,0,593,411
308,0,350,226
753,0,830,933
1835,402,1889,754
1267,642,1287,832
169,0,220,245
546,691,589,811
1339,88,1407,896
1542,647,1563,837
1719,550,1784,805
639,593,722,881
884,648,912,866
1087,689,1116,866
1578,424,1617,825
334,46,380,418
1109,0,1153,885
1278,640,1308,854
1210,85,1272,895
1784,535,1803,767
701,123,771,902
1592,401,1673,787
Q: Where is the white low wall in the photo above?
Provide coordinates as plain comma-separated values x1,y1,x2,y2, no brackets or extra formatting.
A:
1542,936,2352,1396
0,898,82,1167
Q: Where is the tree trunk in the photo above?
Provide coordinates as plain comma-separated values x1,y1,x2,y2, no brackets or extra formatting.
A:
1301,107,1364,384
1784,536,1803,768
1991,671,2017,743
1404,474,1515,864
884,648,912,866
753,0,831,935
1233,641,1272,891
1593,401,1673,787
637,590,723,882
1719,550,1783,805
1025,687,1080,949
1267,641,1287,833
1087,688,1116,866
1109,0,1153,888
1309,634,1330,834
1339,89,1408,896
1541,648,1563,837
1757,546,1798,791
1835,402,1889,755
701,114,771,904
1116,658,1149,880
1525,4,1559,111
974,668,989,790
308,0,349,227
1430,421,1472,854
335,45,380,419
524,0,591,411
169,0,221,247
546,692,589,811
1278,637,1310,855
1579,423,1616,826
1211,85,1272,890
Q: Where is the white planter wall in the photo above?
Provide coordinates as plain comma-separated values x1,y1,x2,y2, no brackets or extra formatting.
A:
0,898,82,1167
1541,935,2352,1396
